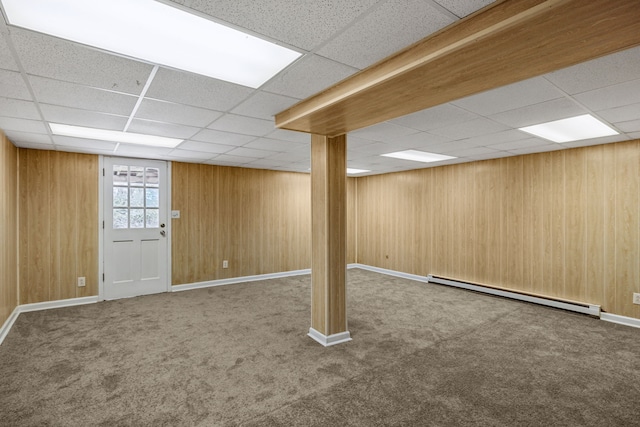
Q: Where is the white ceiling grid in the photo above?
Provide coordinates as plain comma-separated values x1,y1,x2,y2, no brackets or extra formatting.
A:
0,0,637,176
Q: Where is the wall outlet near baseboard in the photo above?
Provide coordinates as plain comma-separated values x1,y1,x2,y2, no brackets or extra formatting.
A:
77,277,86,287
222,260,228,269
633,293,640,305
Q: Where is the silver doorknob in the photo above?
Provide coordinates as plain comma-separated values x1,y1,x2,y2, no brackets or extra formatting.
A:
160,230,166,236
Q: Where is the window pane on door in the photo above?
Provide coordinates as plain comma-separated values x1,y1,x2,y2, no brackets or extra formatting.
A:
146,209,159,228
146,188,159,208
130,209,145,228
146,168,159,187
130,166,144,186
130,188,145,208
113,165,128,186
113,209,128,229
113,187,128,207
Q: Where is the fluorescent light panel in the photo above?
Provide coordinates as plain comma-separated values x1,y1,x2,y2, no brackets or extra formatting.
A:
382,150,456,163
519,114,618,143
1,0,301,88
347,168,371,175
50,123,183,148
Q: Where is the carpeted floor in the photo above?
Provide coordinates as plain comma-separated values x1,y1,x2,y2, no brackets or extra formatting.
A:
1,269,639,426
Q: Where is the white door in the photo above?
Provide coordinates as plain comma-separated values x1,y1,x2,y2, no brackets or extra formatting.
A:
104,158,169,299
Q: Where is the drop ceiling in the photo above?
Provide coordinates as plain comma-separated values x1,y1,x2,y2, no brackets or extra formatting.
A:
0,0,638,176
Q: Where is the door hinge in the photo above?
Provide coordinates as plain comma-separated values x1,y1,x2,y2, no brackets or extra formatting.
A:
102,168,105,176
102,221,105,229
102,273,105,282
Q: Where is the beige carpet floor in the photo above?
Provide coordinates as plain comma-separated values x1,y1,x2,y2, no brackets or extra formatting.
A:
1,269,639,426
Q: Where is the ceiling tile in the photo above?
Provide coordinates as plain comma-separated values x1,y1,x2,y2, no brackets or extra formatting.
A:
29,76,138,116
614,119,640,133
0,32,18,71
56,145,116,156
127,119,200,139
177,140,234,154
0,97,40,120
317,0,455,69
574,79,640,111
433,0,495,18
487,137,549,151
164,149,217,160
489,98,587,128
457,129,531,147
135,98,223,128
0,116,47,134
445,146,500,157
265,129,310,143
370,131,451,150
596,103,640,123
10,140,54,150
429,118,509,140
0,69,32,100
173,0,379,50
244,138,305,152
350,122,419,141
545,46,640,94
52,135,117,151
4,130,51,145
10,28,153,95
390,103,479,131
208,114,275,137
40,104,128,130
262,54,358,99
231,91,300,120
191,128,256,146
206,154,255,166
146,67,253,111
225,146,277,159
452,77,563,116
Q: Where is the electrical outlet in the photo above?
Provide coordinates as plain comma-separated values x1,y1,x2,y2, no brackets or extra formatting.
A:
77,277,86,287
223,260,229,269
633,293,640,305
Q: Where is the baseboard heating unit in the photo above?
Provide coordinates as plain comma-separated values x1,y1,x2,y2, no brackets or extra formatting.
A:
426,275,601,317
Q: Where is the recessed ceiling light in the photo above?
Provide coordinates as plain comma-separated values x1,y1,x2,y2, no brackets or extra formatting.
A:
381,150,456,163
1,0,302,88
347,168,371,175
50,123,183,148
518,114,618,143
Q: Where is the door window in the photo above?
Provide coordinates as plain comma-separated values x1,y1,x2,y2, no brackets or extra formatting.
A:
112,165,160,229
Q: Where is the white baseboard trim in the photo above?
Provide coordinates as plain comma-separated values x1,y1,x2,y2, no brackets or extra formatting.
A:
18,296,99,313
0,307,20,346
172,268,312,292
352,263,430,283
308,327,352,347
601,313,640,329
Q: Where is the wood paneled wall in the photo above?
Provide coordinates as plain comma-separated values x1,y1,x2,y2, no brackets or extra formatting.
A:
171,163,356,285
18,149,99,304
356,140,640,319
0,132,18,326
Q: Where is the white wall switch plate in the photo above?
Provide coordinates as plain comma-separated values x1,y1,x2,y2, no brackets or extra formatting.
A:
171,210,180,219
77,277,86,287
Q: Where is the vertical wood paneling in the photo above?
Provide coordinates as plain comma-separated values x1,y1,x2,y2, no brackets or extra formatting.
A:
355,140,640,319
18,149,98,304
171,163,335,285
0,132,18,327
614,141,640,318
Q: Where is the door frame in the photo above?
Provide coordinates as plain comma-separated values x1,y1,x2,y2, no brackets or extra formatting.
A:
98,155,172,300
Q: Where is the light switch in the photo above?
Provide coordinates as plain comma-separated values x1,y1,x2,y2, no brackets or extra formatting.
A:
171,210,180,219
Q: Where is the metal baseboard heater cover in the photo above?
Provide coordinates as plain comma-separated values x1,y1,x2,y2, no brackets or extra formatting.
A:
426,275,601,317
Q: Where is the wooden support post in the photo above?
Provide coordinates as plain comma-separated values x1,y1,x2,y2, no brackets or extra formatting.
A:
308,134,351,346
